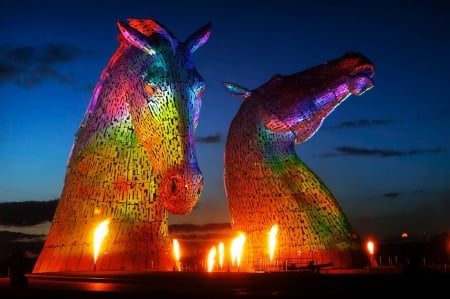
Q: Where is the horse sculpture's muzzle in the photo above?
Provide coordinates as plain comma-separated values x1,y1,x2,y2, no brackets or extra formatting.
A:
160,163,203,215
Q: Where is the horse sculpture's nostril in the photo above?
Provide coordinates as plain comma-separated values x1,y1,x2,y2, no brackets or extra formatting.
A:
167,177,190,194
171,178,177,193
161,167,203,215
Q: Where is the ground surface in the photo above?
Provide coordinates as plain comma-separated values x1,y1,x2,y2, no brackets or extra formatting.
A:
0,268,449,298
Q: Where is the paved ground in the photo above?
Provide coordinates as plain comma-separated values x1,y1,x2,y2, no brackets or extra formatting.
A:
1,269,449,298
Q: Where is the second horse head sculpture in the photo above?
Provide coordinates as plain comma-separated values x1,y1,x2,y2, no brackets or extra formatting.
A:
223,52,375,269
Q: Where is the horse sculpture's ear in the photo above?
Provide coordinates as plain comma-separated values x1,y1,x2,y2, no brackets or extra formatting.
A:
185,22,212,54
117,20,156,56
222,81,252,99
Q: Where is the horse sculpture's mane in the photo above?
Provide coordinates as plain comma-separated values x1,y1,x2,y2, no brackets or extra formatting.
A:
33,19,211,273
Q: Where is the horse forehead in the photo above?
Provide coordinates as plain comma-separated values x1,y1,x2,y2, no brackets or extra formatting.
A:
263,69,344,96
151,72,204,94
147,53,203,83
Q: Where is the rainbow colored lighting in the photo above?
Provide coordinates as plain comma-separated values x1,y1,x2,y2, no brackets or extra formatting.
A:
223,52,375,270
33,19,211,273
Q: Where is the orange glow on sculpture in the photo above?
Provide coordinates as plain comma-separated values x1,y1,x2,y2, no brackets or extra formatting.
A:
207,246,217,272
268,225,278,262
231,233,246,268
93,219,110,264
32,19,211,273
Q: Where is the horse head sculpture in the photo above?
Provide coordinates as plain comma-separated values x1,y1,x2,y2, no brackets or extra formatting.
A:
33,19,211,272
223,52,375,269
115,19,209,214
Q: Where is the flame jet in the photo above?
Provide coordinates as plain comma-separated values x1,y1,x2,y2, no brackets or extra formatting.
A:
33,19,211,273
223,52,375,270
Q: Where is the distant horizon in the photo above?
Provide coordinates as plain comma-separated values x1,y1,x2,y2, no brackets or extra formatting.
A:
0,198,447,243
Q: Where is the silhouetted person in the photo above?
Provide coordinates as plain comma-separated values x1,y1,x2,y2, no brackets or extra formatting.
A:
8,249,28,288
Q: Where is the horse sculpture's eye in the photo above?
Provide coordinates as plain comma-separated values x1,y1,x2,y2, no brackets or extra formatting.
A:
144,83,155,96
196,88,204,99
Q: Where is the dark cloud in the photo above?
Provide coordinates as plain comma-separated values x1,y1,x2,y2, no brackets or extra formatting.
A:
196,133,221,143
383,192,400,198
364,189,430,201
412,189,425,194
0,230,45,269
0,200,57,226
320,146,446,158
325,119,395,129
0,43,84,88
3,46,36,65
383,190,427,198
169,223,234,259
350,197,450,241
170,231,234,242
169,223,233,246
439,108,450,116
325,110,450,131
0,60,21,81
170,223,231,233
417,108,450,121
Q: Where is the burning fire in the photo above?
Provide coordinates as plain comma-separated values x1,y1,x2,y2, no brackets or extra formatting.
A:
231,232,246,268
173,239,181,271
93,219,110,264
367,241,374,255
207,246,217,272
218,242,224,270
269,224,278,261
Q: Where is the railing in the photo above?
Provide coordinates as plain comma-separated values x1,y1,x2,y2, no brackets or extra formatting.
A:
252,258,332,272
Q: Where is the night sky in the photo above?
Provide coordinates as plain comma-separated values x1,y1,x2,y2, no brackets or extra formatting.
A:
0,0,449,241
